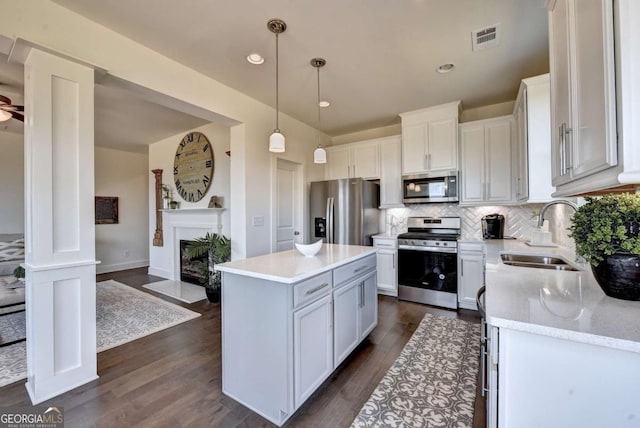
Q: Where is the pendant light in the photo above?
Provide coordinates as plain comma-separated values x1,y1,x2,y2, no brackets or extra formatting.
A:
311,58,327,164
268,19,286,153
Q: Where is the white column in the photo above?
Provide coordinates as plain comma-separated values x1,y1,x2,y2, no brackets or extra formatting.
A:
23,49,98,404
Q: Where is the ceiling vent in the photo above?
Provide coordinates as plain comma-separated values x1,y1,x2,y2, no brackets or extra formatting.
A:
472,23,500,51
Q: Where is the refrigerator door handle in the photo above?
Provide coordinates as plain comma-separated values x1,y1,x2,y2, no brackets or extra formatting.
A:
326,197,335,244
329,197,335,244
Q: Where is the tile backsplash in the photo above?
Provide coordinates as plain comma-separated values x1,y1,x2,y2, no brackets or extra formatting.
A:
384,203,576,250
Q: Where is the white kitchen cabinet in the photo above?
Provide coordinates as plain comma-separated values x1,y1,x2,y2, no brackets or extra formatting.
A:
487,326,640,428
548,0,632,195
333,270,377,367
293,294,333,408
513,93,528,201
459,116,514,205
513,74,556,203
373,236,398,296
457,242,485,310
325,141,379,180
378,136,404,208
400,101,461,175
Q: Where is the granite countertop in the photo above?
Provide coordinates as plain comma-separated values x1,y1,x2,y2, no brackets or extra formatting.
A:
484,240,640,353
215,244,377,284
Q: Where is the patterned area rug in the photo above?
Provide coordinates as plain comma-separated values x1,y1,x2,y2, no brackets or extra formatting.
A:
351,313,481,428
0,310,26,345
0,280,201,388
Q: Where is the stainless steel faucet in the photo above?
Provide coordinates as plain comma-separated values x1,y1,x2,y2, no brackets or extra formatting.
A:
537,200,579,228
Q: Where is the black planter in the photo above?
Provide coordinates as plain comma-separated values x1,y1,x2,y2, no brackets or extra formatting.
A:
205,287,220,303
591,253,640,301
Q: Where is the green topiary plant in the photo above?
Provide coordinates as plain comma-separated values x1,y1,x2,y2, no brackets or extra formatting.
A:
185,233,231,301
569,193,640,266
14,265,25,280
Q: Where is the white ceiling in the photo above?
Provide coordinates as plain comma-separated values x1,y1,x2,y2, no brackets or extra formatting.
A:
50,0,550,136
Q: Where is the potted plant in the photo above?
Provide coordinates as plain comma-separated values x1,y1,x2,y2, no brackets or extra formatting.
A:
185,233,231,303
569,193,640,300
13,265,25,283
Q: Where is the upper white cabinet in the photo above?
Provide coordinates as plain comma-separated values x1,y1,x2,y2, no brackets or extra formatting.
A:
513,74,556,203
400,101,461,175
325,135,404,208
459,116,514,205
326,141,380,180
378,136,404,208
548,0,640,194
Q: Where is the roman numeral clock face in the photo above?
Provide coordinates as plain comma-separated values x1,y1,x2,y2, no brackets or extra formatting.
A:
173,132,214,202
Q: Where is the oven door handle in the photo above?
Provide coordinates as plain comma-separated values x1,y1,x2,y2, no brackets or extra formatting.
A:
398,245,457,254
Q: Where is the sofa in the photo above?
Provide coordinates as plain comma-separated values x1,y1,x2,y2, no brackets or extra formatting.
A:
0,234,25,315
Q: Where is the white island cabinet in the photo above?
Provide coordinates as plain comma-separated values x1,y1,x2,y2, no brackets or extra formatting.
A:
215,244,377,426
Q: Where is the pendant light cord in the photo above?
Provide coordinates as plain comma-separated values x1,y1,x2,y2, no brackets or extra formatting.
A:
317,66,321,134
275,32,280,131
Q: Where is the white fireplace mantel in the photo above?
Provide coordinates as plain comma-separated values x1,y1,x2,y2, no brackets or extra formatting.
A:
161,208,225,280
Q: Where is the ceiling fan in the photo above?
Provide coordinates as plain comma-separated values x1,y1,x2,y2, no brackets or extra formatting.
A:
0,95,24,122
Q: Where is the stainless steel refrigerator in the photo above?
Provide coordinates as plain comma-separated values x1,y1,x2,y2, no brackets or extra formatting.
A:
309,178,380,246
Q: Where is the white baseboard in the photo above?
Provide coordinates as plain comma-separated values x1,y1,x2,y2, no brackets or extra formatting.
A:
96,259,149,274
147,266,171,279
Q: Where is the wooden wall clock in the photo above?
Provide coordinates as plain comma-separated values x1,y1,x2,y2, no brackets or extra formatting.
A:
174,131,214,202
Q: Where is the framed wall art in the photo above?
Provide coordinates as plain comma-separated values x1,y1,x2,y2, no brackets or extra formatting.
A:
95,196,119,224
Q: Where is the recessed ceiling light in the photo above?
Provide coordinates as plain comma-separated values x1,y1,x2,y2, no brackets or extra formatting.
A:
247,53,264,65
436,63,456,73
319,100,330,108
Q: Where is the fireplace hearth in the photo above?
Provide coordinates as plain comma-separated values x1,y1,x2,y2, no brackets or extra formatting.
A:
179,240,207,285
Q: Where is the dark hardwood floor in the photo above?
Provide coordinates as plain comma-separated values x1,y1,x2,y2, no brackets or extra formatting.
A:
0,268,485,427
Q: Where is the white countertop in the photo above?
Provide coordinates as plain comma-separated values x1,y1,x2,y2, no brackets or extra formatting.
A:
372,233,399,239
485,240,640,353
215,244,377,284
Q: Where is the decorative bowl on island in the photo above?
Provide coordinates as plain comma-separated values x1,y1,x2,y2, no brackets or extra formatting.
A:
295,240,323,257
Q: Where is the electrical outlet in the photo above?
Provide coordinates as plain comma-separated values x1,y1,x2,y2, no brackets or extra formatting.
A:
124,250,130,257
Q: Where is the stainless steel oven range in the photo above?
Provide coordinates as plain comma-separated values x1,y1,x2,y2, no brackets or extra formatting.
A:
397,216,460,309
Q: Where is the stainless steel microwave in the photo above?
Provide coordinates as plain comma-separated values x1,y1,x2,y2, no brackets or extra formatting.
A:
402,173,458,204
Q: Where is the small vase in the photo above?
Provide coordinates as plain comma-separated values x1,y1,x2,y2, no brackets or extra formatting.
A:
591,253,640,301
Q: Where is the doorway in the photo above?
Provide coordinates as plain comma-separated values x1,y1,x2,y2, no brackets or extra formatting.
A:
274,158,303,252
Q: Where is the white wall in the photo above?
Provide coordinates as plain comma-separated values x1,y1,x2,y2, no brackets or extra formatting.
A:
95,146,149,273
0,130,24,234
0,0,326,262
148,122,231,275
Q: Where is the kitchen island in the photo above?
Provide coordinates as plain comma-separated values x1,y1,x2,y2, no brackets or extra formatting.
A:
215,244,377,426
483,240,640,428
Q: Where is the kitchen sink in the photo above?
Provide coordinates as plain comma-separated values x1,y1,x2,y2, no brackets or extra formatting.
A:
500,253,580,271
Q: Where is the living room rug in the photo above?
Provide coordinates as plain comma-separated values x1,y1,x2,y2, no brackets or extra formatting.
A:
0,280,201,388
0,310,26,346
142,280,206,304
351,313,481,428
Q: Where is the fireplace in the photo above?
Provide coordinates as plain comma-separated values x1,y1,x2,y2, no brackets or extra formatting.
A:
179,240,207,286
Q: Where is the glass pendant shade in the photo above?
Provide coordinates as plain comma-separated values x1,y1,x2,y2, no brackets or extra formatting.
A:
314,146,327,164
0,110,11,122
269,130,285,153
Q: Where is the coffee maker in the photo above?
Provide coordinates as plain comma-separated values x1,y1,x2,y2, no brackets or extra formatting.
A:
482,214,505,239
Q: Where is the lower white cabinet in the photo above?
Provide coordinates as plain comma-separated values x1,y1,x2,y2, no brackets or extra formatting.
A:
333,270,377,367
293,294,333,407
488,326,640,428
457,242,485,310
373,236,398,296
